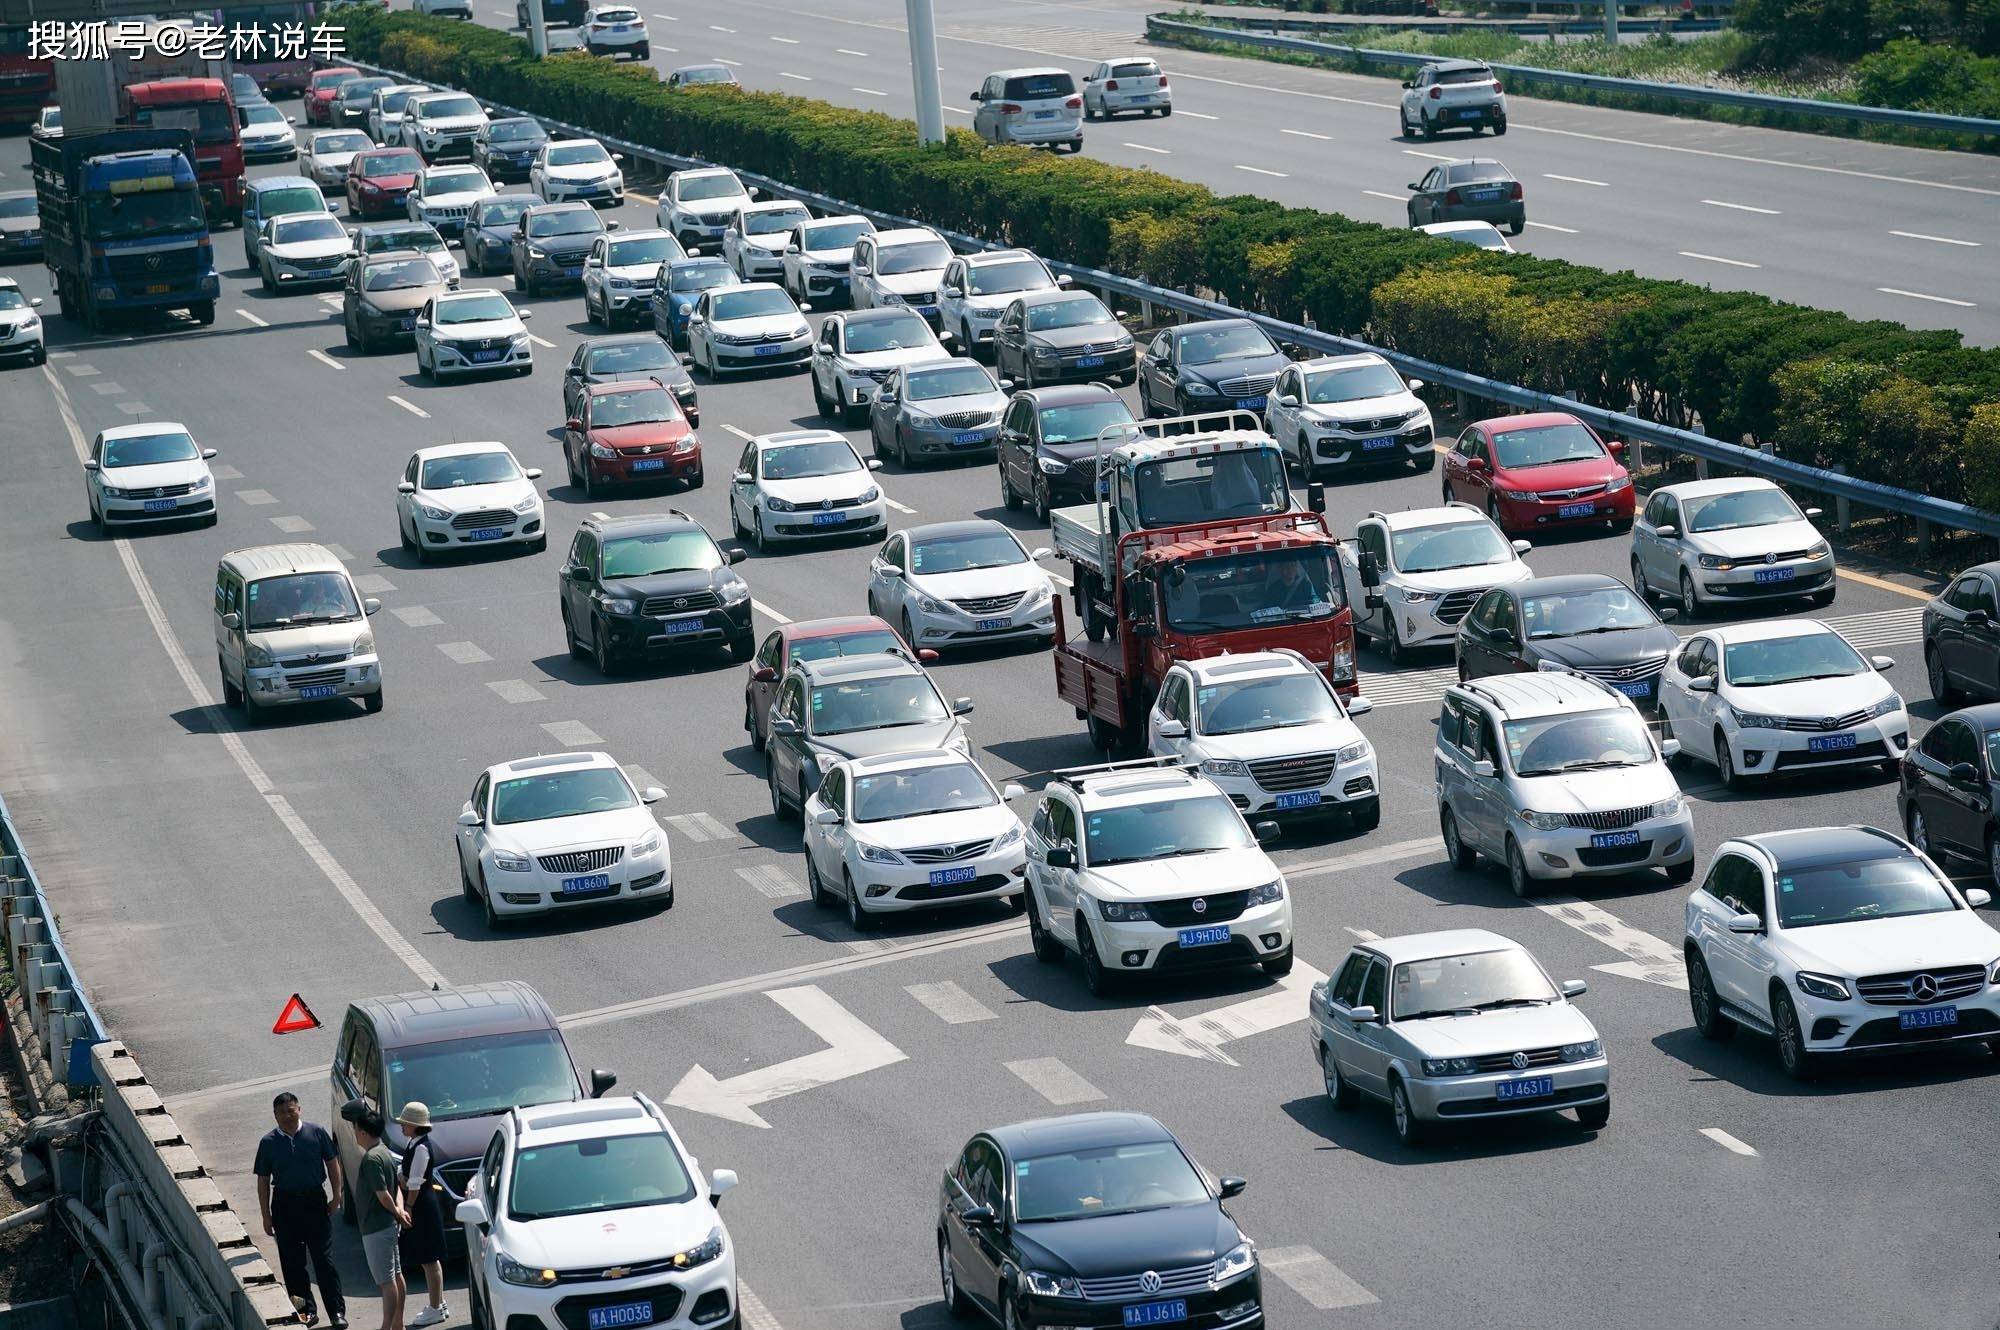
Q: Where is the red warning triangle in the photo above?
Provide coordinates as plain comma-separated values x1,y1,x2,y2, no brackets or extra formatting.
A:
273,994,321,1035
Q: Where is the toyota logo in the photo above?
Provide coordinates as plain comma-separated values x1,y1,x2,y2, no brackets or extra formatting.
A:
1191,898,1207,915
672,597,688,609
1510,1051,1530,1070
1821,716,1839,730
1139,1271,1162,1295
1912,973,1939,1002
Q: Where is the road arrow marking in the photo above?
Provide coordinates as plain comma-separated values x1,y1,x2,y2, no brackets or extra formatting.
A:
1126,961,1327,1066
1535,897,1687,991
665,985,904,1128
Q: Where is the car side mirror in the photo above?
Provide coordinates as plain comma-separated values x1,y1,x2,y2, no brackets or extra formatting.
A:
962,1204,997,1228
586,257,602,268
518,308,533,320
455,1197,489,1226
1407,181,1421,191
221,611,241,630
752,666,777,683
685,246,700,256
1688,674,1716,693
1401,80,1413,88
201,447,219,459
1407,377,1424,391
1656,606,1680,623
1471,759,1496,779
456,809,481,827
1346,1004,1379,1024
1131,620,1157,639
566,564,592,582
1966,888,1993,909
565,417,584,432
728,548,747,565
1055,273,1074,287
363,598,381,616
942,283,960,297
1045,846,1076,869
606,221,621,231
1660,737,1681,758
1560,979,1588,999
1510,539,1531,555
1306,481,1326,514
1949,761,1982,787
612,151,625,161
953,697,975,716
398,480,416,493
1608,440,1626,457
1967,609,1992,628
1002,782,1026,800
1357,550,1381,587
785,244,800,254
1654,525,1678,539
1869,655,1895,672
1726,911,1762,935
770,717,800,736
707,1168,738,1203
969,90,983,101
938,328,955,344
733,470,753,485
640,785,665,803
998,379,1015,391
747,186,761,197
1276,393,1299,408
866,458,885,471
590,1068,618,1097
1029,546,1053,560
82,459,99,472
1217,1177,1248,1199
1157,718,1187,740
811,806,841,826
1347,696,1373,717
1253,820,1279,843
1804,507,1824,518
917,648,940,663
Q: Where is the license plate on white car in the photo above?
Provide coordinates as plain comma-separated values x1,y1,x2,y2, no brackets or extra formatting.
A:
975,618,1010,632
1034,109,1058,119
1807,733,1856,752
297,684,339,701
1275,791,1321,810
1590,830,1640,848
1495,1076,1554,1100
472,349,504,363
929,866,977,887
754,344,782,356
562,873,611,895
143,498,179,512
1362,437,1396,450
811,511,846,526
1178,926,1230,948
586,1301,652,1330
1900,1005,1957,1031
466,527,505,541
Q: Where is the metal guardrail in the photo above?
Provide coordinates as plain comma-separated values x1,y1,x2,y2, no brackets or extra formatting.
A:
3,790,107,1089
1147,15,2000,138
352,58,2000,543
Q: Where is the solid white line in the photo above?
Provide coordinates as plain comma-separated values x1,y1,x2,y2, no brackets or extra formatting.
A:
722,423,754,439
1282,835,1434,882
38,367,445,990
306,347,345,370
715,57,742,66
1701,1127,1758,1157
528,333,555,349
1361,189,1404,202
1543,172,1608,187
387,394,430,418
1280,127,1330,140
853,87,888,97
836,48,868,57
1890,229,1981,247
1402,148,1454,161
1046,570,1071,588
236,308,269,327
1877,286,1977,307
883,497,917,514
1526,221,1579,234
1177,110,1218,120
1679,251,1762,269
1122,142,1170,155
1702,198,1781,215
1005,1057,1105,1106
944,105,970,115
770,34,798,43
708,23,734,31
752,598,792,624
1234,164,1288,178
1344,926,1381,941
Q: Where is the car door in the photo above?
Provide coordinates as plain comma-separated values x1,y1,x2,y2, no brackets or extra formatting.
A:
583,234,608,307
465,1131,506,1297
563,343,590,419
1457,588,1506,676
939,257,965,331
869,532,908,621
396,453,419,532
1267,365,1299,453
1632,491,1669,587
768,675,807,796
870,368,901,452
1344,956,1394,1096
955,1137,1009,1314
1698,853,1768,1012
1485,593,1528,673
1320,951,1374,1091
1928,718,1988,858
1956,573,2000,695
1355,521,1393,637
993,303,1022,380
804,763,845,883
851,237,876,308
1040,795,1082,947
456,771,490,879
1141,332,1173,411
213,567,245,682
558,529,595,642
1147,669,1193,757
729,439,758,527
1402,67,1426,122
1657,635,1704,745
996,396,1031,494
687,290,712,359
1459,706,1510,848
972,75,997,142
1440,427,1476,504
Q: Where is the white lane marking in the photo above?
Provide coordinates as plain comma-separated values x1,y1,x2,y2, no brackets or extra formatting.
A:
1702,198,1781,215
854,87,888,97
1535,896,1687,990
905,980,996,1024
1128,961,1326,1065
352,574,396,594
708,22,734,31
390,605,443,628
1701,1127,1758,1157
236,488,278,505
945,105,970,115
1280,127,1330,140
89,381,125,395
752,598,792,624
1402,148,1454,161
1261,1247,1380,1310
1345,926,1381,941
210,464,244,481
1178,110,1218,120
666,985,906,1128
1046,570,1071,588
116,402,151,415
1361,189,1404,202
651,9,676,17
541,719,603,745
1234,164,1288,178
437,641,493,664
528,333,555,349
722,423,754,439
1877,286,1977,307
1543,172,1609,187
653,45,678,53
1890,229,1981,247
1282,835,1435,882
779,71,812,81
270,515,315,533
1122,142,1171,155
715,57,742,66
624,764,663,795
39,365,445,989
770,34,798,42
1679,251,1762,269
236,309,269,327
306,347,345,370
487,679,546,704
63,363,99,377
736,863,804,899
883,497,917,514
1527,221,1579,234
1593,959,1688,989
1006,1056,1105,1106
665,811,735,843
737,1284,783,1330
836,47,868,56
388,394,430,418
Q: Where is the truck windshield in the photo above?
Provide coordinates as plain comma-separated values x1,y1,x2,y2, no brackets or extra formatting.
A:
1161,549,1342,633
87,189,206,241
140,101,237,145
1133,449,1287,529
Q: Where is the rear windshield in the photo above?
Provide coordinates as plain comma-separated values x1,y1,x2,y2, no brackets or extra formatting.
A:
1110,62,1159,78
1446,162,1512,185
1436,66,1494,86
1003,72,1076,100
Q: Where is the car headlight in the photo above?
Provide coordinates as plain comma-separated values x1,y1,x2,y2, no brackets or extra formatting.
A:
1037,456,1068,475
1519,810,1566,832
1988,957,2000,986
595,595,637,615
244,642,276,668
1097,899,1151,923
1333,643,1355,681
858,842,904,865
1867,693,1903,719
192,474,212,490
1731,707,1782,729
1213,1240,1257,1283
632,833,660,857
528,245,548,260
766,497,796,513
1794,971,1851,1001
496,1255,556,1287
1113,331,1134,348
416,503,450,521
1246,880,1284,905
1336,741,1371,765
916,596,948,615
1025,582,1051,606
22,315,38,329
1200,758,1249,778
352,631,374,656
859,486,881,503
875,291,905,306
491,850,532,873
101,485,128,498
1652,794,1684,819
1401,589,1439,604
589,442,617,459
1023,1271,1081,1299
511,334,531,352
1605,474,1632,492
513,494,539,513
1496,487,1533,501
1182,379,1218,397
1535,659,1567,674
993,823,1024,851
1421,1057,1478,1077
1560,1039,1603,1062
1807,541,1831,560
1031,345,1059,362
721,579,750,605
1697,554,1730,570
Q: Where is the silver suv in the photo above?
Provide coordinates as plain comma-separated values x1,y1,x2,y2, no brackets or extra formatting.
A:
1434,672,1694,897
1399,59,1506,139
971,67,1083,152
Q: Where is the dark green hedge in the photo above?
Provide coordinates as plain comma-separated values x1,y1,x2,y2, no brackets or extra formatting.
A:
331,6,2000,506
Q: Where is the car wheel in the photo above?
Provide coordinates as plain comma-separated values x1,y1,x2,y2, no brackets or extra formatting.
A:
1027,889,1062,962
1575,1095,1608,1130
939,1234,970,1319
1715,731,1742,790
999,461,1020,511
1927,646,1961,706
1772,991,1822,1082
1442,807,1475,869
1908,805,1933,858
364,686,384,715
459,848,478,901
1441,476,1454,507
895,425,913,470
812,372,834,420
1686,949,1734,1041
1630,555,1650,601
1486,494,1504,530
482,867,506,931
845,873,872,931
1032,474,1051,524
242,689,265,727
1493,119,1508,136
1321,1043,1359,1109
1506,836,1534,898
1987,830,2000,891
1078,918,1117,995
1261,947,1294,977
593,619,619,675
1384,620,1408,668
806,854,832,908
562,606,587,661
1420,113,1437,140
751,508,768,553
1679,570,1702,620
1398,108,1413,137
220,659,242,707
1510,218,1525,236
1390,1077,1428,1145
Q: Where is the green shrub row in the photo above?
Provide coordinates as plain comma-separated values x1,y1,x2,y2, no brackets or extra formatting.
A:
333,7,2000,510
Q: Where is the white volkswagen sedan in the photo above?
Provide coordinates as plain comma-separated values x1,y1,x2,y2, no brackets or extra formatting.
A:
530,137,626,206
686,282,812,377
415,288,534,380
866,519,1055,652
396,441,546,562
728,428,886,550
84,421,218,531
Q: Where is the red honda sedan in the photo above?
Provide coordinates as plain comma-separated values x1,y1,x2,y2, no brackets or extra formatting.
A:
304,67,360,126
345,147,424,220
563,380,701,498
742,616,936,750
1440,411,1633,536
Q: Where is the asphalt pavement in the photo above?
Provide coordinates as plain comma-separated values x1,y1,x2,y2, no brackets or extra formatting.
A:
0,149,1995,1330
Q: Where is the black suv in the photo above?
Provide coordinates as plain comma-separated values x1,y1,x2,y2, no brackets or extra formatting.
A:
511,201,611,297
995,383,1136,521
558,511,753,674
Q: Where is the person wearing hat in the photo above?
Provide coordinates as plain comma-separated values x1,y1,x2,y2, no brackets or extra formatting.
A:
395,1102,450,1329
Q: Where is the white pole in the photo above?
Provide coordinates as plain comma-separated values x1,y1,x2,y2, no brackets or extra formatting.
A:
528,0,548,59
905,0,944,146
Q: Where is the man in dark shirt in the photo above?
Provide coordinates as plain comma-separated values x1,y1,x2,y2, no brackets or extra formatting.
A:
254,1092,347,1329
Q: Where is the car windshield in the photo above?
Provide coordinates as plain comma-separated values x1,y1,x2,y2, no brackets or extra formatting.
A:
0,289,28,310
312,70,357,91
809,676,949,736
591,387,681,427
421,451,518,488
905,366,994,401
141,99,237,144
425,169,487,194
1391,521,1514,573
1026,296,1111,331
367,229,442,254
245,571,360,630
1039,400,1134,444
492,767,635,823
86,187,207,241
260,186,326,218
381,1029,576,1124
548,142,610,166
475,198,532,227
790,629,904,665
1391,948,1556,1020
879,240,951,275
678,173,744,201
341,78,392,102
851,760,996,823
1683,488,1802,533
1304,362,1405,404
436,294,515,324
843,313,932,353
528,209,604,238
488,120,543,142
357,151,421,176
1085,794,1251,866
804,220,870,251
364,257,439,291
1014,1140,1208,1223
316,132,371,155
677,65,735,84
712,288,795,321
1162,549,1342,632
588,342,674,374
380,88,419,113
1521,586,1656,639
1197,673,1337,736
274,216,344,244
762,441,859,479
419,95,480,119
910,530,1024,575
745,207,808,236
1492,422,1605,469
968,258,1052,296
1502,709,1655,776
609,236,679,266
1722,632,1867,686
508,1133,694,1221
670,263,735,293
1177,323,1275,365
600,529,722,576
1775,855,1959,928
0,196,34,220
1133,449,1287,529
243,103,286,126
102,430,197,468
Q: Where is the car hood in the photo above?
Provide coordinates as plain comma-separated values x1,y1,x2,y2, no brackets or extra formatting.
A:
359,286,440,313
246,621,369,657
806,720,963,761
1531,627,1677,668
1013,1204,1238,1280
963,287,1049,314
0,216,40,237
424,188,493,207
1193,717,1364,764
1510,763,1678,812
607,261,664,282
268,237,351,262
545,161,618,181
762,473,874,506
499,1202,718,1269
1397,560,1532,594
533,234,601,258
435,316,524,342
875,270,945,297
358,171,418,191
802,245,852,264
1784,910,2000,977
601,567,741,604
102,459,208,490
1720,673,1895,720
590,421,694,450
1498,458,1619,491
850,804,1015,852
417,478,537,513
415,115,488,134
743,233,791,254
487,806,654,856
907,563,1046,603
1300,389,1424,425
243,125,294,143
1685,520,1824,560
715,313,807,339
1029,323,1124,352
1084,845,1278,901
841,346,941,371
0,307,38,328
905,390,1006,424
486,139,545,157
1181,351,1289,386
676,196,745,220
1393,1003,1597,1057
315,150,362,170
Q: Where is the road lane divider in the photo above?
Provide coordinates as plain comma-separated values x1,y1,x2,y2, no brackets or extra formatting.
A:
1700,1127,1758,1156
305,347,344,369
1005,1056,1105,1106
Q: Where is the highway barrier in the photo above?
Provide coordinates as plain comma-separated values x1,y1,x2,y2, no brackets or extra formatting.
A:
3,789,106,1092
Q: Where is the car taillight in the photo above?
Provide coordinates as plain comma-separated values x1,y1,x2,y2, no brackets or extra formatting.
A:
1493,80,1504,94
1509,182,1523,200
1065,96,1082,108
1429,86,1441,99
1105,79,1119,90
1158,75,1168,86
1445,189,1462,205
998,102,1022,114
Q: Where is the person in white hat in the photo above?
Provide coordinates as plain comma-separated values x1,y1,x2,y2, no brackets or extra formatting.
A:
395,1102,449,1328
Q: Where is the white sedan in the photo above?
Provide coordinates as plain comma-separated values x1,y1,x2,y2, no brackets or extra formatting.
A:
406,163,495,235
84,421,218,531
804,749,1028,930
415,288,534,380
396,441,546,561
728,428,886,550
530,138,625,206
866,519,1055,651
258,213,352,291
686,282,812,377
303,129,376,190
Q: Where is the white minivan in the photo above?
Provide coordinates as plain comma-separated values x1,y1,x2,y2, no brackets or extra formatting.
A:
971,67,1083,153
213,543,383,725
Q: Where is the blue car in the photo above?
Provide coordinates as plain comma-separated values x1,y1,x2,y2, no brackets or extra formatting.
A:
649,256,738,351
462,193,537,277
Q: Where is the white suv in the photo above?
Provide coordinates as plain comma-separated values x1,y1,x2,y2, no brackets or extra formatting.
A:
936,248,1063,354
581,4,649,58
1684,826,2000,1081
1021,759,1293,994
400,91,490,161
808,308,950,424
1341,503,1533,665
1399,59,1506,139
1265,352,1435,481
849,227,953,327
720,199,811,283
658,167,754,250
456,1095,740,1330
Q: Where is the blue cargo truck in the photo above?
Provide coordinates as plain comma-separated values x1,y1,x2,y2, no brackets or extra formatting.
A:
31,128,219,332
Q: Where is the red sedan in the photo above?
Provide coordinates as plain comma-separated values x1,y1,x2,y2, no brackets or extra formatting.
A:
564,380,701,498
742,616,936,750
304,67,360,127
1440,410,1633,536
345,147,424,220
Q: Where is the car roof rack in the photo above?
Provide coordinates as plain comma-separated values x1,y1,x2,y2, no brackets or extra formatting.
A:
1043,755,1190,789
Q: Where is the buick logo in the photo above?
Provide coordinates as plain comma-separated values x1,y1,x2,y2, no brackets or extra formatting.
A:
1510,1051,1530,1070
146,254,163,270
1139,1271,1162,1294
1912,973,1939,1002
1191,898,1207,915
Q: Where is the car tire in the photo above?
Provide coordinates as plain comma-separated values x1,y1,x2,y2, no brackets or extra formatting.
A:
1715,731,1742,790
1398,108,1414,138
1261,948,1294,977
768,761,797,821
1078,917,1118,995
1811,585,1836,608
1667,857,1696,885
1027,889,1062,962
242,689,265,727
593,619,619,675
807,854,832,908
1320,1043,1359,1110
1420,113,1437,140
1506,836,1534,898
1679,570,1702,620
1772,991,1822,1082
845,874,872,931
1927,646,1962,707
364,688,384,715
1686,949,1735,1042
999,461,1021,510
1986,830,2000,892
220,660,242,708
1032,474,1051,524
939,1234,970,1320
1390,1077,1428,1145
751,508,768,553
482,868,506,932
1384,621,1408,669
812,372,835,421
1510,218,1525,236
1441,807,1476,869
1575,1095,1608,1130
1494,119,1508,136
1630,555,1650,602
459,850,478,902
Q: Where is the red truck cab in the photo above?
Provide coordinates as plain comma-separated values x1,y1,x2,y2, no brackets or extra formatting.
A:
122,78,243,221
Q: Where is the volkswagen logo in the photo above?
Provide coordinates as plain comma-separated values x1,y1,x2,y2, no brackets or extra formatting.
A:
1191,898,1207,915
820,498,834,510
1764,552,1778,564
1139,1271,1162,1294
1912,973,1939,1002
146,253,163,270
1510,1051,1530,1071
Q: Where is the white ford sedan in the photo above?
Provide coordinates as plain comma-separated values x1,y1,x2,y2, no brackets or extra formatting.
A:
396,441,546,561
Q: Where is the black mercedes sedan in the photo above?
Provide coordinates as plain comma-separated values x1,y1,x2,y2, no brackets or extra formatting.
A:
1137,317,1290,419
938,1112,1262,1328
1455,573,1679,709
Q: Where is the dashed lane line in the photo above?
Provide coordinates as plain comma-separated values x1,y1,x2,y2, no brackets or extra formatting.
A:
1282,835,1436,882
437,641,493,665
306,347,345,370
779,71,812,81
352,574,396,595
236,309,269,327
388,394,430,418
1177,109,1219,120
884,497,917,514
269,515,315,534
854,87,888,97
664,811,736,843
63,363,99,376
1402,148,1455,161
1527,221,1579,234
1543,173,1609,187
1701,198,1781,215
1679,250,1762,269
93,380,129,394
116,403,151,416
1890,230,1980,247
390,605,443,628
737,863,804,899
541,719,603,746
236,489,278,506
1878,287,1976,308
1344,926,1381,941
722,423,754,439
836,47,868,56
905,980,997,1024
715,57,742,66
487,678,547,704
753,599,792,624
1701,1127,1758,1157
527,333,556,349
1234,164,1288,178
1261,1247,1380,1311
210,464,243,481
1122,142,1171,155
770,34,797,42
1280,127,1330,140
1361,189,1404,202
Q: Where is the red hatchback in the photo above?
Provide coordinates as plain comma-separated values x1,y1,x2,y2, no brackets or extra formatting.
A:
346,147,424,219
1440,411,1633,536
305,67,360,127
564,380,701,498
742,616,936,750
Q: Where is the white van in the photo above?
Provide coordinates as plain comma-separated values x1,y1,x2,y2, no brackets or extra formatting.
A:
971,67,1084,152
213,544,384,725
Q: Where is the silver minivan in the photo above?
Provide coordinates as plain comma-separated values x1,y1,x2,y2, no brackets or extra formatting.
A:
971,67,1083,152
213,544,384,725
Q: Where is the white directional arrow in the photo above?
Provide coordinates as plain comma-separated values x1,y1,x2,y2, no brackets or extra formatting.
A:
665,985,905,1128
1126,961,1328,1066
1533,897,1689,991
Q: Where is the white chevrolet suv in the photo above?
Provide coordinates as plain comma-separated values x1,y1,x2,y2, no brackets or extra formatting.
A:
456,1094,740,1330
1342,503,1533,665
1021,759,1292,995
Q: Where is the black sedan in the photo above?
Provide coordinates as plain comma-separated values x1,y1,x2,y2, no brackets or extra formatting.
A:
463,194,536,276
1455,573,1679,707
1406,157,1525,235
1900,702,2000,888
1137,317,1290,419
1924,560,2000,705
563,332,698,426
939,1112,1262,1328
472,117,549,181
996,383,1136,521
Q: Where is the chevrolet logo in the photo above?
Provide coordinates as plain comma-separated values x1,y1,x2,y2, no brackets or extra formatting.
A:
603,1267,630,1281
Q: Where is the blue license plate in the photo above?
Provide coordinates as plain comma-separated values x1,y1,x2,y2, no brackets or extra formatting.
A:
143,498,179,512
1558,502,1595,519
562,873,612,895
812,511,846,526
1471,188,1502,200
1123,1302,1186,1328
953,432,984,445
1459,108,1484,120
399,317,415,331
1612,680,1650,698
630,458,667,472
1235,396,1266,411
1275,790,1322,810
1590,830,1641,848
913,304,938,317
976,618,1010,632
1362,436,1397,450
1807,732,1857,752
928,866,978,887
1178,925,1231,948
1753,566,1796,584
466,527,505,541
297,684,339,701
472,349,504,363
660,617,705,634
754,344,782,356
1495,1075,1554,1100
1034,109,1058,119
586,1301,652,1330
1900,1005,1958,1030
1075,355,1105,369
562,266,582,277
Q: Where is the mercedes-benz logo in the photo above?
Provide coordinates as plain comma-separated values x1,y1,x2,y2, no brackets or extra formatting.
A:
1764,552,1778,564
1510,1051,1530,1070
1912,973,1939,1002
1138,1271,1162,1294
1191,898,1207,915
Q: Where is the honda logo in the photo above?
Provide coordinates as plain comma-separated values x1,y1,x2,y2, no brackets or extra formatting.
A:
1912,973,1939,1002
1139,1271,1162,1294
1191,898,1207,915
1511,1051,1530,1070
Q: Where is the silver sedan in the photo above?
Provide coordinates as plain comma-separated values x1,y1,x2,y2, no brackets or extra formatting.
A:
866,358,1009,469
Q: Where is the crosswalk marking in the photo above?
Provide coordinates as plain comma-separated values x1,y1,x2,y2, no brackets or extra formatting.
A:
352,574,396,594
1261,1247,1380,1310
389,605,443,628
737,863,804,898
541,719,603,746
1006,1057,1105,1106
666,811,736,843
437,641,491,665
487,679,546,704
905,980,996,1024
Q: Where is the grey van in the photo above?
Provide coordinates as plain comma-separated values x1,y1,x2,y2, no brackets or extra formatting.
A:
213,543,383,724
